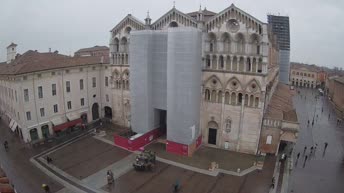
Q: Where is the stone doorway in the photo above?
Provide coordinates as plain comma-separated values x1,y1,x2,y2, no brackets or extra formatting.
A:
208,128,217,145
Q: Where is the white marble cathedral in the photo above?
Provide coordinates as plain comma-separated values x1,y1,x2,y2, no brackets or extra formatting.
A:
109,4,279,155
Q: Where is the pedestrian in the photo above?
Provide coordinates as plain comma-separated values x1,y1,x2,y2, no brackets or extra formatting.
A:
308,120,310,126
303,146,307,154
305,155,308,162
42,184,50,193
46,156,50,164
173,179,180,193
310,146,314,153
297,152,300,160
324,142,328,150
312,121,314,127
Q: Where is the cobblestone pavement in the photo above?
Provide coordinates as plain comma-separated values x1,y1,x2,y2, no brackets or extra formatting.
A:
49,136,130,179
289,88,344,193
103,155,276,193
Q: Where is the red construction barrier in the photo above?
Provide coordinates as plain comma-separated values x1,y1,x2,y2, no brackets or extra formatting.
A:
166,134,202,156
114,128,161,151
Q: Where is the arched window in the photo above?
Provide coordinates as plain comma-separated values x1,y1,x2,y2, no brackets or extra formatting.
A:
225,119,231,133
296,72,299,75
206,55,211,68
225,92,230,104
236,33,245,54
120,37,128,53
208,33,216,52
258,58,263,73
221,33,231,53
219,56,224,69
226,56,231,70
114,38,119,52
232,57,238,71
218,91,223,103
246,58,251,72
169,21,178,27
238,93,243,105
239,57,244,72
212,55,217,69
250,33,260,55
249,95,254,107
211,90,217,102
205,89,210,101
255,97,259,108
231,92,236,105
244,94,249,106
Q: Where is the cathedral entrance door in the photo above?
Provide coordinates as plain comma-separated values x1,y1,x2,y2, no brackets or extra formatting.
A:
208,128,217,145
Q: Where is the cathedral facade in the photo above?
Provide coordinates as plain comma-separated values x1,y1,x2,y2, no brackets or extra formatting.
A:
109,4,279,155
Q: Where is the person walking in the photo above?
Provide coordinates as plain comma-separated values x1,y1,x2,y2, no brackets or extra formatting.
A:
324,142,328,150
303,146,307,154
297,152,300,160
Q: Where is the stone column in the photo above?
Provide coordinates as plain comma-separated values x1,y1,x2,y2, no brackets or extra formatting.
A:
230,56,233,71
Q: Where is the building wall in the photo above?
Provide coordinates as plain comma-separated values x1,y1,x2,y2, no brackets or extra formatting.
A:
0,64,111,142
332,80,344,117
108,5,279,154
290,68,317,88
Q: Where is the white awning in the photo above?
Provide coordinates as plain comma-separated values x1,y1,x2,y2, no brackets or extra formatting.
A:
66,113,80,121
51,116,67,126
11,122,18,132
9,119,14,128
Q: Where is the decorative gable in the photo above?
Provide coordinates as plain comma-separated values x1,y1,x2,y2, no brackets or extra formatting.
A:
111,14,145,35
151,8,198,30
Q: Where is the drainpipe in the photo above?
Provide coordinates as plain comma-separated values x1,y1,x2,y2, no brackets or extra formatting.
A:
32,73,40,139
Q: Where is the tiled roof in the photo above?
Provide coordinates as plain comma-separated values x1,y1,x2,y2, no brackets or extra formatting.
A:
291,62,319,72
265,83,298,122
75,46,109,53
0,50,109,75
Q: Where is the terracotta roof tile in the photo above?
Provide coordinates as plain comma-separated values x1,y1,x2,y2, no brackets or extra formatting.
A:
0,50,109,75
75,46,109,53
265,83,298,122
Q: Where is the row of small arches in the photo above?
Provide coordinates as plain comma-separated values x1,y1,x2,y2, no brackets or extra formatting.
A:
204,90,260,108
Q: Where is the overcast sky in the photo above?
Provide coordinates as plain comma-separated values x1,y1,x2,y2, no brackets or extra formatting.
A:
0,0,343,68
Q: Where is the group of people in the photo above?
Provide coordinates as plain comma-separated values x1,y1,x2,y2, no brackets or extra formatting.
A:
295,142,328,168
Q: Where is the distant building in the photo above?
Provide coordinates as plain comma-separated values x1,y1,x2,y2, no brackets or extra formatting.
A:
268,15,290,84
290,62,318,88
326,76,344,120
74,46,109,57
0,44,112,143
6,42,17,63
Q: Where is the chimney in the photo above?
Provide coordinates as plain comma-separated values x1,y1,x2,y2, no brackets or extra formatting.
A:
6,42,17,63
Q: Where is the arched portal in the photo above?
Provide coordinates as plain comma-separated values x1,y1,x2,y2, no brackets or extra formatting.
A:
104,106,113,119
92,103,99,120
207,121,218,145
30,128,39,141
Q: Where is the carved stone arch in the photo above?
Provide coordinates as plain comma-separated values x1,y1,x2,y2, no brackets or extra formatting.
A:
235,32,245,42
112,69,120,79
121,69,130,79
250,33,260,44
204,75,223,90
208,121,219,129
245,78,261,92
225,76,243,90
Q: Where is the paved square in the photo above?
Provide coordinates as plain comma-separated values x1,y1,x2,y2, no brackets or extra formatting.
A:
49,136,130,179
102,156,275,193
146,142,257,172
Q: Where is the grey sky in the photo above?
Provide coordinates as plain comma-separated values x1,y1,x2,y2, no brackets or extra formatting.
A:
1,0,343,68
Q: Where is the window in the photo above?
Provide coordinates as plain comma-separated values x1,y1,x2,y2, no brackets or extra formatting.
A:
92,77,96,87
66,81,71,93
79,68,83,72
51,72,56,76
38,86,43,98
105,77,109,87
81,98,85,106
80,79,84,90
266,135,272,144
26,111,31,120
37,74,41,78
53,104,58,113
40,108,45,117
106,94,109,102
24,89,29,102
67,101,72,110
225,119,231,133
23,76,27,80
52,84,57,96
65,69,70,73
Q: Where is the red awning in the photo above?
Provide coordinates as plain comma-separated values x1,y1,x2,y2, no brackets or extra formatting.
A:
53,118,82,132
